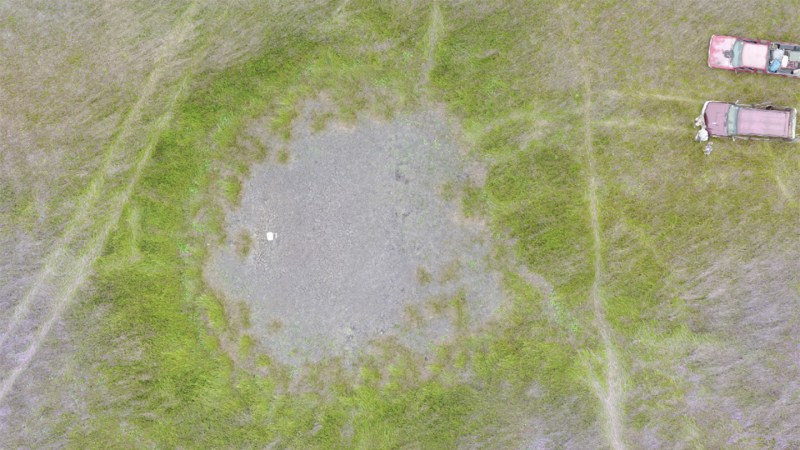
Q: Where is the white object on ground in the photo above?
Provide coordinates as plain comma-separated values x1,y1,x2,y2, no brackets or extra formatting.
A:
267,232,276,241
695,128,709,142
704,142,713,156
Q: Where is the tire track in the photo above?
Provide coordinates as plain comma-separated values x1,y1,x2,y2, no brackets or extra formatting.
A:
334,0,351,17
0,2,200,350
558,5,626,447
0,83,185,404
581,73,626,450
597,119,684,133
0,3,199,405
603,89,702,104
419,0,443,87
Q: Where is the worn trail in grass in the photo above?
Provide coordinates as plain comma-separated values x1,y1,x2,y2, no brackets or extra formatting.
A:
556,5,627,446
0,3,200,405
7,0,799,447
0,81,186,404
420,0,443,87
582,74,626,450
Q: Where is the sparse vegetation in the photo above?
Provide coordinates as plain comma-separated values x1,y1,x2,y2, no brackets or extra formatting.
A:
440,180,458,202
239,334,256,358
2,0,800,448
266,319,285,335
238,300,252,329
416,266,433,285
438,259,462,283
219,176,243,206
403,304,426,328
234,229,253,258
310,110,336,133
276,148,290,164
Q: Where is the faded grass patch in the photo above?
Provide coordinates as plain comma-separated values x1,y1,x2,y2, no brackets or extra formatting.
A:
8,0,799,447
233,229,253,258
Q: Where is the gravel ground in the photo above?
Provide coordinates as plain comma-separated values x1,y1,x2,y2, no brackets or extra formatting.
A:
204,110,507,365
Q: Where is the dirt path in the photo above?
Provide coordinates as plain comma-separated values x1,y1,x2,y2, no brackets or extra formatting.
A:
581,74,626,450
419,0,443,87
334,0,351,17
602,89,702,104
555,7,626,445
0,3,200,350
597,119,684,133
0,89,185,403
0,4,199,406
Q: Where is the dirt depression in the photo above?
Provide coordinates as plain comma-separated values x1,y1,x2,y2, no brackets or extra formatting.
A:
205,110,506,365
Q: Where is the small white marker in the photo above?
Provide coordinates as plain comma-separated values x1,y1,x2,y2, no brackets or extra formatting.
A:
266,232,276,241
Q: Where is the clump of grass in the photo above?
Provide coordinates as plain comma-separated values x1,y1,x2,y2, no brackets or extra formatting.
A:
239,334,256,358
449,289,469,332
440,180,457,201
438,259,461,283
266,319,284,334
272,103,300,140
219,175,242,206
276,148,290,164
403,304,425,328
234,229,253,258
426,294,450,316
6,188,37,229
310,110,335,133
416,266,432,285
238,300,252,329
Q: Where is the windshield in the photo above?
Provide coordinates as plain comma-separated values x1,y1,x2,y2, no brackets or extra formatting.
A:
731,40,744,67
726,105,739,136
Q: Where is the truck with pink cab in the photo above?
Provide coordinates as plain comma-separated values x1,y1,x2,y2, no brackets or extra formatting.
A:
708,35,800,77
694,101,797,142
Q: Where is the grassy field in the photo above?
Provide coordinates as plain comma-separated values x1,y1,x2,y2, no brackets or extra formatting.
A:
2,0,800,448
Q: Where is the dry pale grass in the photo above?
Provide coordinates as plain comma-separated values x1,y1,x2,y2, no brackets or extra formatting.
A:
2,0,799,447
0,0,208,313
580,0,800,446
0,1,200,443
0,1,339,446
432,0,800,446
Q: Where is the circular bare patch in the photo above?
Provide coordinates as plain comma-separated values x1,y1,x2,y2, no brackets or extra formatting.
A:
205,111,506,365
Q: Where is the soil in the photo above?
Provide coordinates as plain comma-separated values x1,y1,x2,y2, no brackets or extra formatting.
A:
204,109,507,365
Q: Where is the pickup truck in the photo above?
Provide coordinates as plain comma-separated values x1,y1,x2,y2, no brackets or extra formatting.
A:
708,35,800,77
694,101,797,142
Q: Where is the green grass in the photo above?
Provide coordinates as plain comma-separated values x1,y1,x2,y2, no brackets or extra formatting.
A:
416,266,433,285
27,0,800,447
66,2,583,447
430,0,800,445
234,230,252,258
276,148,290,164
